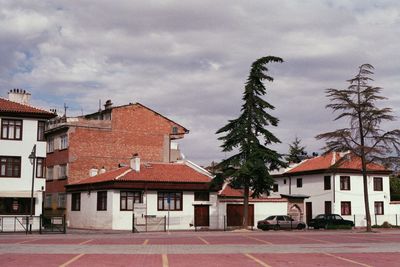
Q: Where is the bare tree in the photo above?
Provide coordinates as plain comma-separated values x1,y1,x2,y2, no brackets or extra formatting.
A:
316,64,400,232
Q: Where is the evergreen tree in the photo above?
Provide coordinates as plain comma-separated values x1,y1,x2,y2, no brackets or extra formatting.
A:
286,137,307,164
216,56,285,228
316,64,400,232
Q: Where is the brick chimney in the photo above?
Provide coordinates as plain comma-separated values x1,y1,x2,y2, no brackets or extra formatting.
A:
8,89,31,104
130,154,140,172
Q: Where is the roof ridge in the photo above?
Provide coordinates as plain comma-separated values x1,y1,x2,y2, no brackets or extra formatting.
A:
0,96,53,114
115,168,132,180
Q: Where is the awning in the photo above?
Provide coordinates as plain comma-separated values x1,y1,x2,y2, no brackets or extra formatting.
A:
0,191,41,198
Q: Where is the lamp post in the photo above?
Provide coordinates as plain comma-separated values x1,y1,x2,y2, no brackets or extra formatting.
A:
28,145,37,234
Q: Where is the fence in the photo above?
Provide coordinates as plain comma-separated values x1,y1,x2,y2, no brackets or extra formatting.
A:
0,215,66,234
0,216,40,234
132,214,166,233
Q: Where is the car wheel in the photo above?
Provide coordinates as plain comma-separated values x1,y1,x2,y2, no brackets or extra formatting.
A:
297,223,305,230
273,224,280,231
314,225,319,230
262,228,269,231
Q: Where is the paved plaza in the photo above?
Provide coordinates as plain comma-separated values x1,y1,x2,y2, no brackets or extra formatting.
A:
1,229,400,266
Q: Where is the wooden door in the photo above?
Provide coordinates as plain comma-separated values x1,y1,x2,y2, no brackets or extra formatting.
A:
306,202,313,225
325,201,332,215
194,205,209,226
226,204,254,227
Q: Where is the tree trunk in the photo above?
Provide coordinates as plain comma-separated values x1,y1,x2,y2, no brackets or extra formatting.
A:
242,184,249,229
361,156,372,232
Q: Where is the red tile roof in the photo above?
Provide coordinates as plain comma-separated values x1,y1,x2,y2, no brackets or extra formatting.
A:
69,162,212,185
0,97,55,118
218,184,287,202
287,152,389,174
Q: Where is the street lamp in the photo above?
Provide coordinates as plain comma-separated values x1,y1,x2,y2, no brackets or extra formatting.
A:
28,145,36,233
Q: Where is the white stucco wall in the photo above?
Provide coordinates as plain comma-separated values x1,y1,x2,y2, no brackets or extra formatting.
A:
68,190,219,230
67,191,113,229
0,117,46,216
274,172,396,226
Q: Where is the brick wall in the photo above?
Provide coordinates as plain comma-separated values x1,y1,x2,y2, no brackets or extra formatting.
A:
66,104,186,183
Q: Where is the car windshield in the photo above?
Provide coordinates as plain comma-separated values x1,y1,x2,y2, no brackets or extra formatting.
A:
315,215,325,219
334,215,343,220
266,216,276,220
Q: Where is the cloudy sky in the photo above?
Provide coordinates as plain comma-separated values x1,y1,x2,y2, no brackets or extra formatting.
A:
1,0,400,165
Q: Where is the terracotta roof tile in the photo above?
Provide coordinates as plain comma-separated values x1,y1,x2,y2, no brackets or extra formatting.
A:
69,162,212,185
218,184,287,202
0,97,55,117
287,152,388,174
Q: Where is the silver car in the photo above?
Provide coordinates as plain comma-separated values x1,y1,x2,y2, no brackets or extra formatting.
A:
257,215,306,230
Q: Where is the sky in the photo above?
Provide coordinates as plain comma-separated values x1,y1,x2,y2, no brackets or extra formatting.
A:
1,0,400,165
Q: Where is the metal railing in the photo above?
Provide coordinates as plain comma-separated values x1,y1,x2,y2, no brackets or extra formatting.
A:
0,215,66,234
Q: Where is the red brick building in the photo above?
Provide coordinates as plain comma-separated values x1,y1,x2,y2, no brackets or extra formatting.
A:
44,101,188,215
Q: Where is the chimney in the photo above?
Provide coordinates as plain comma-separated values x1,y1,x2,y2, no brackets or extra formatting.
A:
104,99,113,110
8,89,31,104
130,153,140,172
99,167,106,174
89,167,98,177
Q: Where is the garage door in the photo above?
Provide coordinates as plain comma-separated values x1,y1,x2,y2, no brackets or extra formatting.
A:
227,204,254,227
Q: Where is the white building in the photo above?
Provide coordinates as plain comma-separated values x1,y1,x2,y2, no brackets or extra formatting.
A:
65,157,219,230
271,152,399,227
0,89,56,229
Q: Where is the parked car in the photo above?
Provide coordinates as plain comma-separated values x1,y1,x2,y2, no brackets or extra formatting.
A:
308,214,354,229
257,215,306,230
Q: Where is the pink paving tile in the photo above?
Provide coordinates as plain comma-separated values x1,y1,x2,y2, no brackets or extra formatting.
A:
335,252,400,267
146,237,205,245
250,234,319,244
168,254,260,267
0,239,29,244
251,253,361,267
26,238,90,244
200,235,264,245
69,254,161,267
0,253,74,267
88,238,146,245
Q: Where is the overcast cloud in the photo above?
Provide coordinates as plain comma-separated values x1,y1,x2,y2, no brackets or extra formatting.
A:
1,0,400,165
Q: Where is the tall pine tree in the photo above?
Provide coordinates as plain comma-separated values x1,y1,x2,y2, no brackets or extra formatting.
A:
286,137,307,164
216,56,285,228
316,64,400,232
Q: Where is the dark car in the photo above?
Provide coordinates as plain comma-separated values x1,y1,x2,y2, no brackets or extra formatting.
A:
257,215,306,230
308,214,354,229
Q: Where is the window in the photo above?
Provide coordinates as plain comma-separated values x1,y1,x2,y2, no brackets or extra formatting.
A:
57,193,66,209
324,176,331,190
272,184,279,192
325,201,332,215
172,126,179,134
37,121,46,141
283,179,287,185
341,201,351,215
340,176,351,190
0,197,33,215
71,193,81,211
120,191,142,210
60,134,68,150
0,157,21,177
158,192,182,211
47,137,54,153
97,191,107,211
194,191,210,201
374,177,383,191
1,119,22,140
375,201,384,215
44,193,52,209
59,164,67,179
296,178,302,188
46,166,54,181
36,158,46,178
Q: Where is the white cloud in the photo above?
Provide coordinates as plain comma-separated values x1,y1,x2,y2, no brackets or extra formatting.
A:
1,0,400,165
